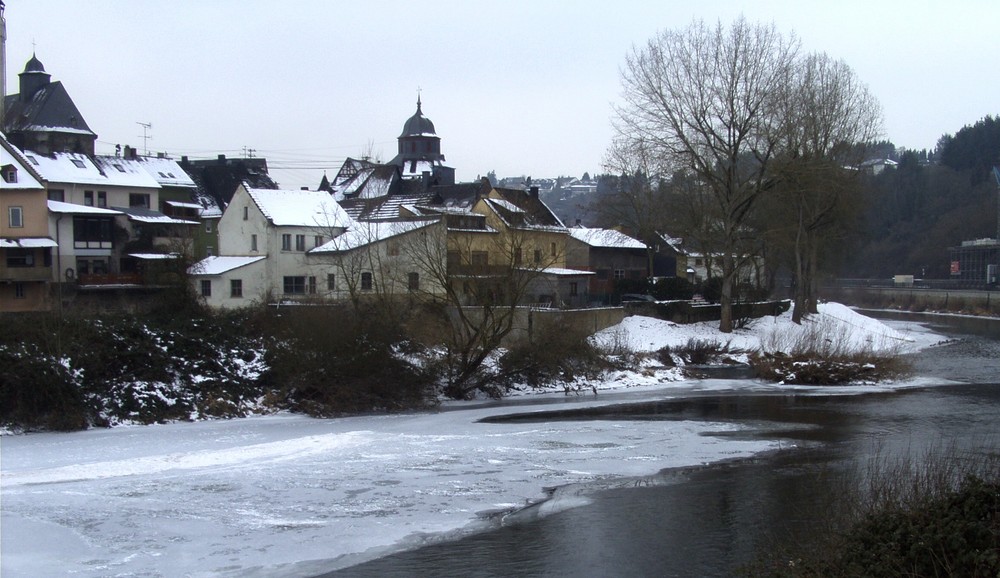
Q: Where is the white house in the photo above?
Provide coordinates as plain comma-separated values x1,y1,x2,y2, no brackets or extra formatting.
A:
187,255,267,309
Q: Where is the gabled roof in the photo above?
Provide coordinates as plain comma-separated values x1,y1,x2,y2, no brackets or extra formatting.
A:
486,187,566,231
135,156,197,188
0,132,45,189
339,192,435,220
23,151,160,189
113,206,198,225
188,255,266,276
2,81,96,137
569,227,646,249
245,186,352,228
312,218,439,253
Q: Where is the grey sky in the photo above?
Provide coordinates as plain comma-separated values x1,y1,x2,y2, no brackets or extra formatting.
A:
4,0,996,191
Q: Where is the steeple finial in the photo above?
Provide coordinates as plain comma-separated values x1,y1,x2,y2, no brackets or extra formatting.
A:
417,87,422,111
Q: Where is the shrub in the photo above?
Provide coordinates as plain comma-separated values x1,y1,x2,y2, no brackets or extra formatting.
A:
500,319,609,387
650,277,695,301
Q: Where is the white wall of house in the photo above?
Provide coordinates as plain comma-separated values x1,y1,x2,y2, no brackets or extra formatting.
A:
191,259,269,309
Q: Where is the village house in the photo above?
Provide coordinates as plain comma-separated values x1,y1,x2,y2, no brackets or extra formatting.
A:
566,226,647,303
1,131,54,312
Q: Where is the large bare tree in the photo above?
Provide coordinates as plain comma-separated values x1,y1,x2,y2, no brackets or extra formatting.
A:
771,52,882,322
612,17,799,332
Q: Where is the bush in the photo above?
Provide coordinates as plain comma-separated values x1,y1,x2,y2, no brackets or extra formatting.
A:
500,319,609,387
650,277,695,301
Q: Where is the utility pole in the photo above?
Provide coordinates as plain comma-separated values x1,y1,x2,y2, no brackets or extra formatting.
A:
242,146,255,159
137,121,152,156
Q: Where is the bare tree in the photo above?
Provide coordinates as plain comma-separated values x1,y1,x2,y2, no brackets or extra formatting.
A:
612,17,799,332
771,52,882,322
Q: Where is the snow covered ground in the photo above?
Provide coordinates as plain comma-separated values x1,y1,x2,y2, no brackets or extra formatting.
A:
0,305,949,577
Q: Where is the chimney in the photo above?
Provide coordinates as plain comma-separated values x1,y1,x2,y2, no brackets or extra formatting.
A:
529,186,539,198
421,170,431,192
301,186,309,191
575,218,582,227
218,154,226,164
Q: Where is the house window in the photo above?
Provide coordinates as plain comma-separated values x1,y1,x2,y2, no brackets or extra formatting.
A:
113,163,126,173
2,164,17,183
251,234,258,252
533,249,541,264
84,191,94,206
6,249,34,267
97,191,107,208
388,240,400,256
205,221,213,233
308,276,317,294
129,193,150,208
281,234,292,251
570,282,578,296
14,283,25,299
205,246,215,257
408,272,419,291
551,242,557,257
200,280,212,297
8,206,23,228
314,235,324,248
243,206,249,221
48,189,65,202
327,273,336,291
471,251,488,266
295,234,306,251
614,269,625,280
514,248,523,265
230,279,243,298
72,217,113,249
71,159,87,169
361,272,373,291
283,276,306,294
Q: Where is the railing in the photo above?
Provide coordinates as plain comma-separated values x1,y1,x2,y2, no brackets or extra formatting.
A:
77,273,144,286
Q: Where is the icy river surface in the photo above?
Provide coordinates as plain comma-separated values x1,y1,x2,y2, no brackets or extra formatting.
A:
1,313,998,577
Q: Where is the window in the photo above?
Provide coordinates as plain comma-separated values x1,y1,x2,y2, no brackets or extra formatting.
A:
408,272,420,291
514,248,523,265
73,217,113,249
314,235,324,248
283,276,307,294
24,154,39,166
2,164,17,183
8,206,23,228
48,189,65,202
533,249,542,264
551,242,557,257
71,159,87,169
281,234,292,251
243,206,249,221
327,273,336,291
14,283,25,299
205,246,214,257
84,191,94,206
200,280,212,297
308,276,317,294
471,251,488,266
129,193,150,208
614,269,625,280
295,234,306,251
230,279,243,298
361,272,373,291
97,191,107,208
113,163,125,173
250,234,258,252
569,282,579,296
6,249,34,267
205,221,213,233
388,240,400,256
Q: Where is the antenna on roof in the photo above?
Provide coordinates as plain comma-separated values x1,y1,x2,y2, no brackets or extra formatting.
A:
136,122,152,156
243,146,256,159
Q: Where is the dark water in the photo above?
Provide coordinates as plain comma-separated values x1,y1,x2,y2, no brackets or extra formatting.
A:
321,314,1000,577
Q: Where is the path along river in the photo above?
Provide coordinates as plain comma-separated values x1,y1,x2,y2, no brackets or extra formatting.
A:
322,312,1000,577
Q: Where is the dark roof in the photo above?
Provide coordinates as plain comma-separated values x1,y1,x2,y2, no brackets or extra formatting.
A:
490,187,565,229
399,98,437,138
2,80,96,136
180,156,277,211
24,54,47,73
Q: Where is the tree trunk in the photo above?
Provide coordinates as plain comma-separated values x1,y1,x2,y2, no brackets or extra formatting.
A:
719,253,734,333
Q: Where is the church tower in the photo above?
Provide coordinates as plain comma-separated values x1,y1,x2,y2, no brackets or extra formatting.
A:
389,96,454,185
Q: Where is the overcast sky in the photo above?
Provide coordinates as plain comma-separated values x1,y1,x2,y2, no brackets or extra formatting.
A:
4,0,997,191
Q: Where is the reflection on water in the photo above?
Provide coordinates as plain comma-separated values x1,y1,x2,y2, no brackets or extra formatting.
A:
321,315,1000,578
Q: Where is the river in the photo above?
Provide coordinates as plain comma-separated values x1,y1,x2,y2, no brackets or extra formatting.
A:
321,312,1000,577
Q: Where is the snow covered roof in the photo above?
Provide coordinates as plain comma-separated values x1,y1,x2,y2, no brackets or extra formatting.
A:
23,151,160,189
569,227,646,250
1,237,58,248
188,255,266,276
246,186,352,228
165,200,202,210
312,219,438,253
47,200,122,215
135,156,197,188
113,206,198,225
128,253,180,260
0,134,45,189
486,198,525,214
524,267,596,276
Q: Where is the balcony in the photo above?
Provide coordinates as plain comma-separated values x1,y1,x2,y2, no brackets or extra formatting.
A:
0,265,53,282
77,272,144,287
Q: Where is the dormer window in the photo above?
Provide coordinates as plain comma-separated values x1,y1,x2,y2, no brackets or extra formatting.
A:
71,159,86,169
24,155,39,166
1,164,16,183
113,164,125,172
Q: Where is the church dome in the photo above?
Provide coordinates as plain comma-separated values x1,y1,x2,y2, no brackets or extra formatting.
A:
399,98,437,138
24,54,46,74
